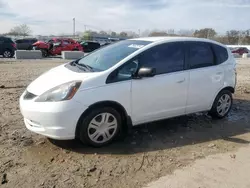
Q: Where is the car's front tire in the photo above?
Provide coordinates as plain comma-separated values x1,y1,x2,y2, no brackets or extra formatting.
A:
41,49,48,57
79,107,122,147
209,90,233,119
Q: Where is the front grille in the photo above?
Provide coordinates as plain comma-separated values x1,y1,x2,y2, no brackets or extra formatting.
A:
23,91,37,100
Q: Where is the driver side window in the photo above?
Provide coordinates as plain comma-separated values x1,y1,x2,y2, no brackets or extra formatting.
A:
138,42,185,75
106,60,138,84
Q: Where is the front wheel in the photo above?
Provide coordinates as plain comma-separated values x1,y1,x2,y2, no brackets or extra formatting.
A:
209,90,233,119
41,49,48,57
79,107,122,147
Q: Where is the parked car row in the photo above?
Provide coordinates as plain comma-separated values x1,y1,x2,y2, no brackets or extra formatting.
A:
0,35,115,58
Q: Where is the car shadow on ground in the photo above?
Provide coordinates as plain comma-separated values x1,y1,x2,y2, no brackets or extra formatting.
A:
49,99,250,155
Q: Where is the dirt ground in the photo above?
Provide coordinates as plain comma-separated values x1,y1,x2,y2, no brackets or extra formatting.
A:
0,58,250,188
146,145,250,188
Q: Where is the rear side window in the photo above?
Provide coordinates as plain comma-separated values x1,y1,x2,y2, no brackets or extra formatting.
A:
188,42,215,69
212,44,228,64
138,42,185,74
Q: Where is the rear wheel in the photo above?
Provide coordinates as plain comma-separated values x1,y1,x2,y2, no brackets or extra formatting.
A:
3,50,14,58
79,107,122,147
209,90,233,119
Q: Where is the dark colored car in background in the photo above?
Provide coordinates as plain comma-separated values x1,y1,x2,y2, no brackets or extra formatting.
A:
15,38,38,50
80,41,100,52
231,47,249,55
0,36,16,58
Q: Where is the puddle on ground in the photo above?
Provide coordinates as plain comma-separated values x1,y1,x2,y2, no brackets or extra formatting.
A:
227,111,248,122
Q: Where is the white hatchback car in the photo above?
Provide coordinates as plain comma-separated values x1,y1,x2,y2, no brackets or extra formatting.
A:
20,37,236,147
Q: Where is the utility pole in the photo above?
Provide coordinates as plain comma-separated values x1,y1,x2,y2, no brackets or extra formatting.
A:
73,18,75,38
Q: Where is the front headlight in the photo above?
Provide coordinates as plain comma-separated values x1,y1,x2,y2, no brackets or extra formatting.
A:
35,81,82,102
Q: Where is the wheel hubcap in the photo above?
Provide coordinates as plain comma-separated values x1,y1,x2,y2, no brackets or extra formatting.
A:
3,51,11,57
217,94,231,116
88,113,118,143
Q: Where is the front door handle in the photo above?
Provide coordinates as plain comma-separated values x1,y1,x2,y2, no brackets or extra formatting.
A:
177,78,185,83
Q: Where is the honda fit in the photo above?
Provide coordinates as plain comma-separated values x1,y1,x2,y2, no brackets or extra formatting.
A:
19,37,236,147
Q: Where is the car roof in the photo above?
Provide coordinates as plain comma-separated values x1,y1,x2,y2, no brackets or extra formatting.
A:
129,37,225,46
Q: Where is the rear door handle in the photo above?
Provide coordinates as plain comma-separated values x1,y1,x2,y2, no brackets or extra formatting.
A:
177,78,185,83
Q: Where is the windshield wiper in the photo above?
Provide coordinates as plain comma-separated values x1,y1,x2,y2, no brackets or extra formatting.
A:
72,60,94,72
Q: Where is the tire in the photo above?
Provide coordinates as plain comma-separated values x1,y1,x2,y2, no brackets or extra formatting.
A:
73,49,79,51
41,49,48,57
3,49,14,58
79,107,122,147
209,90,233,119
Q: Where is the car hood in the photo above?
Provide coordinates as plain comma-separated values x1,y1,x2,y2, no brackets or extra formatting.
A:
33,41,48,46
27,64,98,95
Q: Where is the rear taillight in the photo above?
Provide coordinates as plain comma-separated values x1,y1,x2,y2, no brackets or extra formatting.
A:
12,43,16,49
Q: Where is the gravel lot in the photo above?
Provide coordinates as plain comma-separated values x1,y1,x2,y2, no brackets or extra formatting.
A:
0,58,250,188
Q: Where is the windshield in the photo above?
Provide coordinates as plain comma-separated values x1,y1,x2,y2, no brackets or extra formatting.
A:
77,40,151,71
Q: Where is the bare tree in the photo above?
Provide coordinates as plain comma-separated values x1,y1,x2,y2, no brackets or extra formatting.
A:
111,31,117,37
119,31,128,37
99,31,108,36
226,30,240,45
177,29,194,36
149,30,168,37
8,24,32,36
193,28,217,39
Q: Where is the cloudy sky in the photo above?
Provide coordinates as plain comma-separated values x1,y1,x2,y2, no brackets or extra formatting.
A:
0,0,250,35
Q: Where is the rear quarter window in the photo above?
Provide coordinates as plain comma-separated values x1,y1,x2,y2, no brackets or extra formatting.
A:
212,44,228,64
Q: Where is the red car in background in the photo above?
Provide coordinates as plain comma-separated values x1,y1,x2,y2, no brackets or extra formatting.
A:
32,38,83,57
231,47,249,56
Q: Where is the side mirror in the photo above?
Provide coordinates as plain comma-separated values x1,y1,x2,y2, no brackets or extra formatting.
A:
137,67,156,78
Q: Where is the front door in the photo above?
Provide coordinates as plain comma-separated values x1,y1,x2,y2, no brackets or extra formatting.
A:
131,42,189,125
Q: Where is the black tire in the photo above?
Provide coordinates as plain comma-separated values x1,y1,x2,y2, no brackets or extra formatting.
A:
41,49,48,57
79,107,122,147
3,49,14,58
73,49,79,51
209,90,233,119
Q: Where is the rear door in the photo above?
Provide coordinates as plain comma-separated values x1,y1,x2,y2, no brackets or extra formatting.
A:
186,41,224,114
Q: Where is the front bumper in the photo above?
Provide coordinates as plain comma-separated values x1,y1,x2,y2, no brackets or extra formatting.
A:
20,91,88,140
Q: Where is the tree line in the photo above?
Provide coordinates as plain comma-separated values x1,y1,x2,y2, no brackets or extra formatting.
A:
148,28,250,45
3,24,250,45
